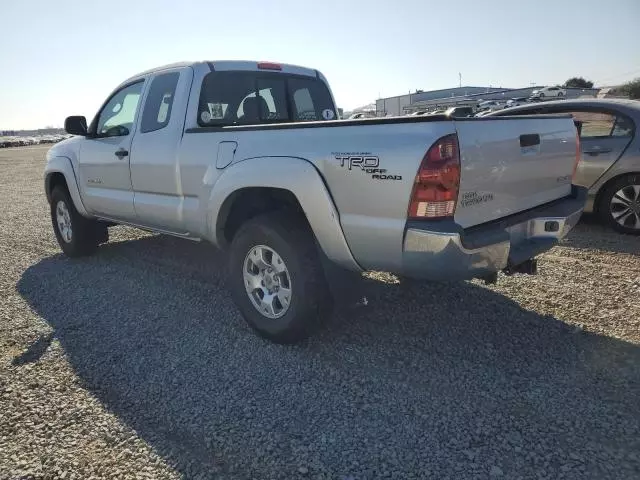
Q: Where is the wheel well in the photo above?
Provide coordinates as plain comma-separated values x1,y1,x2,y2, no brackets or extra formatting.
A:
218,187,306,246
594,172,640,214
46,172,69,203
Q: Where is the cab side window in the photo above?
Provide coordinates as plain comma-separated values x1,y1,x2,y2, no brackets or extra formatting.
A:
141,72,180,133
96,82,144,137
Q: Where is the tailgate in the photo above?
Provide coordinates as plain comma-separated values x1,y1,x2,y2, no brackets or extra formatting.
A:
453,115,577,228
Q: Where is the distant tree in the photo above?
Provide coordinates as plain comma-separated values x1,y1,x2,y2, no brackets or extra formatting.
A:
563,77,594,88
619,78,640,99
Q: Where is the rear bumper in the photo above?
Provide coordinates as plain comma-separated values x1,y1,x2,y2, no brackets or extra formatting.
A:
401,186,587,280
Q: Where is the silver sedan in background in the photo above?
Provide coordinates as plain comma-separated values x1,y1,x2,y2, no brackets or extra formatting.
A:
490,99,640,234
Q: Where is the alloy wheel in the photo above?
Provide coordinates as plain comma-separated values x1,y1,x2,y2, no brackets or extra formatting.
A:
243,245,292,319
56,200,73,243
610,184,640,231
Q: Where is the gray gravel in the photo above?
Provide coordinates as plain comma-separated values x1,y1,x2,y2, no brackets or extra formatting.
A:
1,145,639,480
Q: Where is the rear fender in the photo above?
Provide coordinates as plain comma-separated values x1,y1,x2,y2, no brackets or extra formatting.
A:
44,156,90,217
207,156,361,271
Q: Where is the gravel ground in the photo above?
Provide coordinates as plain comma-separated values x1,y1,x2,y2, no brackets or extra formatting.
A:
1,145,639,480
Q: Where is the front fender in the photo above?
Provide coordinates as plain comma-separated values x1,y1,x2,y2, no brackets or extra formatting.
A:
208,156,361,272
44,156,90,217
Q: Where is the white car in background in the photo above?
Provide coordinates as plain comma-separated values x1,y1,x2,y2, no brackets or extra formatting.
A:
530,86,566,99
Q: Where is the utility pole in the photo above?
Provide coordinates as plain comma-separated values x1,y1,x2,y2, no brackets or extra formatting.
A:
459,73,462,88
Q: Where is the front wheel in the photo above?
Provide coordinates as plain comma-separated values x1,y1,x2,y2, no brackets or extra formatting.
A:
228,211,332,343
539,92,545,98
557,91,564,97
50,186,106,257
599,174,640,235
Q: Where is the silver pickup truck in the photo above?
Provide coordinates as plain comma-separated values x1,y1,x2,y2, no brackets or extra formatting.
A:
44,60,586,343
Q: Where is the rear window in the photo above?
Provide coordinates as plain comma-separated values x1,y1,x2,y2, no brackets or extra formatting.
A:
198,71,335,126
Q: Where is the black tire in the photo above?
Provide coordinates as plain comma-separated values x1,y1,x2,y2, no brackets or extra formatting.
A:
539,92,545,98
50,186,103,257
557,91,564,97
598,174,640,235
228,211,332,344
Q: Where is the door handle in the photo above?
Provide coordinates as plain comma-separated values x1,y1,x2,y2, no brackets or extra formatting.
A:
115,148,129,159
584,147,611,156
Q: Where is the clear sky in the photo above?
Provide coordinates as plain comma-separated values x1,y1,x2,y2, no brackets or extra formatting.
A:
1,0,639,129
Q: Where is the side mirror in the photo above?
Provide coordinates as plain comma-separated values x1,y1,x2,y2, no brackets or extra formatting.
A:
64,116,88,136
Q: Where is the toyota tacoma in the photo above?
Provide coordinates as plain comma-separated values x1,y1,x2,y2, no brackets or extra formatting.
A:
44,60,587,343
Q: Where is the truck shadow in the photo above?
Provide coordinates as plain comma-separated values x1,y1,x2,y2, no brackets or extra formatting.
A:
16,234,640,478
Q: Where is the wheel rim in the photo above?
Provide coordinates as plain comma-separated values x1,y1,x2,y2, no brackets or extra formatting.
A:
55,200,73,243
610,184,640,230
243,245,292,319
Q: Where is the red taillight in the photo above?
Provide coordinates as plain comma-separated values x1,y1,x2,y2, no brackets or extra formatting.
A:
573,130,581,179
408,134,461,219
257,62,282,71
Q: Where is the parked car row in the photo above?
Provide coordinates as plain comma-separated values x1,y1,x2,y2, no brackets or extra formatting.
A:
410,107,475,117
474,90,570,116
476,98,534,116
0,134,70,148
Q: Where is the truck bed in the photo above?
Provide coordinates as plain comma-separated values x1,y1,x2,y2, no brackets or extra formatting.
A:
180,114,578,271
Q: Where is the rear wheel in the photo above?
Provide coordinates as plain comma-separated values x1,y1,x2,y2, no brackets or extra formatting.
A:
50,186,106,257
598,174,640,235
228,211,331,343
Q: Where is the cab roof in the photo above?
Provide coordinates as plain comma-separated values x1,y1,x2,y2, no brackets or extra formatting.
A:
123,60,319,84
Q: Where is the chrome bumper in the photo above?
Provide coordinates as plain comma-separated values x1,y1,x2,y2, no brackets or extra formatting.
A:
401,187,587,280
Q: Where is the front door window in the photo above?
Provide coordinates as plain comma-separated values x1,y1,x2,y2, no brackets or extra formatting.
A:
96,82,144,137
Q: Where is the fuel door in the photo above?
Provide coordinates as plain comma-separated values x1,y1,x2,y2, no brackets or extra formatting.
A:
216,141,237,169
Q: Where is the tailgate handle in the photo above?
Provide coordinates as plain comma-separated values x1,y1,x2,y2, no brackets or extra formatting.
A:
519,134,540,148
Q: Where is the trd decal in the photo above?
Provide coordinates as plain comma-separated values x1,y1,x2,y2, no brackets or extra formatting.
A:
333,152,402,181
335,155,379,170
